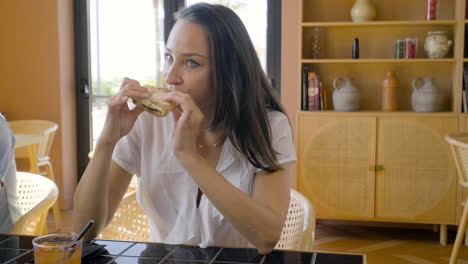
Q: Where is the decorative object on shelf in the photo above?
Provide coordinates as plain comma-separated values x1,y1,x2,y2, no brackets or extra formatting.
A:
352,38,359,59
308,72,318,111
394,39,405,59
424,31,452,58
332,77,361,111
381,71,399,111
426,0,439,20
302,66,309,110
404,38,417,59
310,27,324,59
462,64,468,113
350,0,376,22
307,72,327,111
411,77,444,112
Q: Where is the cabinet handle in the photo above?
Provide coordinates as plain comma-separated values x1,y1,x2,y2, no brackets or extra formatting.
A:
369,165,376,171
376,165,385,172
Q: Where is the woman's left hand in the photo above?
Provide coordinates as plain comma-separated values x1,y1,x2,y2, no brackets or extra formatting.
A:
164,91,205,161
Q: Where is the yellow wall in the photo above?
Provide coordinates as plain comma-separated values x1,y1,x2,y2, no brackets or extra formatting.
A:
0,0,77,209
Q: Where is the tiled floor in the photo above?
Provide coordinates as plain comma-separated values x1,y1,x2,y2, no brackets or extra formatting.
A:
47,210,468,264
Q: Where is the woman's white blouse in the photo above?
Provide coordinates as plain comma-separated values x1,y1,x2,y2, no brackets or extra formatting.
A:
112,110,296,248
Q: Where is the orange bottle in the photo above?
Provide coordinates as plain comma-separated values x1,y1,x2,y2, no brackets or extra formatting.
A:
381,71,399,111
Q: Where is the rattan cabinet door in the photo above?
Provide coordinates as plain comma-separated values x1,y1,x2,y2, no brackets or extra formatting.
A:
298,114,376,220
375,117,458,224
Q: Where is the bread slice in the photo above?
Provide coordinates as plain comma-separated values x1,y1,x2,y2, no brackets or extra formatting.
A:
133,86,177,117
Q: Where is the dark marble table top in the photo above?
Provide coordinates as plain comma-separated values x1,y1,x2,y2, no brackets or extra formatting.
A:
0,234,366,264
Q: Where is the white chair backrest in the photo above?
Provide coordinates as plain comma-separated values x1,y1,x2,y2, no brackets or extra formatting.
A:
275,189,316,251
98,184,317,248
11,172,58,235
446,132,468,187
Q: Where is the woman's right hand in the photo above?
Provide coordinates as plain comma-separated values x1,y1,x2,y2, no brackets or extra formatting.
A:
98,77,150,145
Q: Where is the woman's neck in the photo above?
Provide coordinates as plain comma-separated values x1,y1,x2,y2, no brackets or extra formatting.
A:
198,123,224,145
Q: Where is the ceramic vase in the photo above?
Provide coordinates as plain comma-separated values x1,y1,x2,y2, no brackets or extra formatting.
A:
351,0,376,22
381,71,399,111
411,77,444,112
424,31,453,58
332,77,361,111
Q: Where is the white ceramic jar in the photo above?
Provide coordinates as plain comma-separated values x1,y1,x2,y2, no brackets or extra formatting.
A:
332,77,361,111
411,77,444,112
424,31,452,58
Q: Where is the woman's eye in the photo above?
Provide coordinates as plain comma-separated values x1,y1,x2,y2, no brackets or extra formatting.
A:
165,53,173,62
186,60,200,68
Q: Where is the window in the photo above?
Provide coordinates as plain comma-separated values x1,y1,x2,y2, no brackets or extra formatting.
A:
74,0,281,178
186,0,268,70
89,0,165,147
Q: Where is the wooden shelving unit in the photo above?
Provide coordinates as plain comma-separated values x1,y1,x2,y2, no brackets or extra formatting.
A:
300,0,464,112
297,0,467,245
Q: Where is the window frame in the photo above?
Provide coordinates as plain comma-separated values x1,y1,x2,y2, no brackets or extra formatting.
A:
267,0,282,95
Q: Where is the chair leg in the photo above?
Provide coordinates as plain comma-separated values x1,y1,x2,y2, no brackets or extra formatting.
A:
465,229,468,246
38,215,48,236
450,197,468,264
27,145,39,174
440,224,447,246
42,162,62,231
43,223,48,235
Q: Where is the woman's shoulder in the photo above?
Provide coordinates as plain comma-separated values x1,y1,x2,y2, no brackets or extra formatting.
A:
267,110,290,126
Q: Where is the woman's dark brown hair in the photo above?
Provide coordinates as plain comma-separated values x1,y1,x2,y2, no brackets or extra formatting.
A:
175,3,287,172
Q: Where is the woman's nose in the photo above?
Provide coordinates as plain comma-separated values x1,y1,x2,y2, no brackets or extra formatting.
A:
164,64,182,85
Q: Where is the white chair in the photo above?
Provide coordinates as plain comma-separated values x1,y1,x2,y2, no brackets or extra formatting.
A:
98,176,149,241
99,184,316,249
8,120,62,230
445,132,468,264
275,189,316,251
11,172,59,236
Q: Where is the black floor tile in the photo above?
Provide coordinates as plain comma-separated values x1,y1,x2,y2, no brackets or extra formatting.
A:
214,248,263,263
0,235,34,250
212,262,257,264
166,245,220,261
0,248,29,263
263,251,313,264
315,253,363,264
112,256,162,264
5,251,33,264
263,251,364,264
93,240,135,255
121,243,177,258
83,255,115,264
161,260,209,264
0,234,13,244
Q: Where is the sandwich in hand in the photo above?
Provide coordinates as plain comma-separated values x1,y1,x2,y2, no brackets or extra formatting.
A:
133,86,177,117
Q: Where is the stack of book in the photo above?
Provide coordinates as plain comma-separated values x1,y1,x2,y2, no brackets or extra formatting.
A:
302,67,327,111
